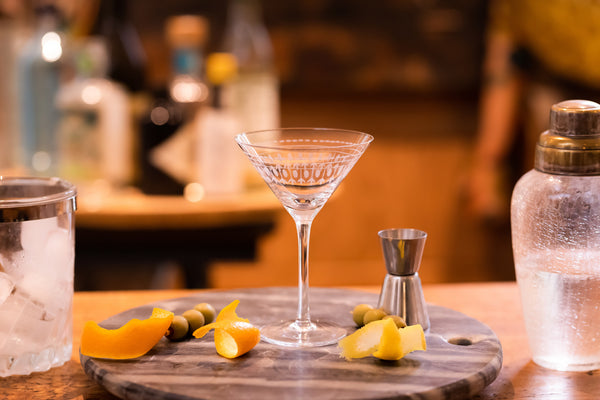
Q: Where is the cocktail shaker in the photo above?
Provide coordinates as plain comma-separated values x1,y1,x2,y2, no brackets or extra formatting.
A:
512,99,600,371
376,228,429,331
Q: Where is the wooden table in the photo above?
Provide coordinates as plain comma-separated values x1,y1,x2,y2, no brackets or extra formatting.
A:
2,282,599,399
74,188,281,290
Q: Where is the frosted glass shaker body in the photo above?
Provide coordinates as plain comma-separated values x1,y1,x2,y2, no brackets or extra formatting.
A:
511,100,600,371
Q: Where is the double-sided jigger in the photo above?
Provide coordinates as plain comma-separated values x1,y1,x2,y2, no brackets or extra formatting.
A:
377,228,430,331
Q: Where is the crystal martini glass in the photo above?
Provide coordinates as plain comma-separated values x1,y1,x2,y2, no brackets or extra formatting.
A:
235,128,373,347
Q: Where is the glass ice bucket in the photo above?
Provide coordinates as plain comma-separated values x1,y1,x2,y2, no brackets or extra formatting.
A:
0,177,76,376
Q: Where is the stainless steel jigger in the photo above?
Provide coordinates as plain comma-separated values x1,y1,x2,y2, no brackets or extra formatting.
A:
377,228,430,331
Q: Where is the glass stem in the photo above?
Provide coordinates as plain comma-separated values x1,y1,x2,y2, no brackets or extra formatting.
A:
295,220,313,329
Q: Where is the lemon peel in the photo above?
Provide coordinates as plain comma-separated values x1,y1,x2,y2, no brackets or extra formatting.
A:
338,318,426,361
80,307,174,360
399,324,427,356
372,318,403,360
339,319,387,360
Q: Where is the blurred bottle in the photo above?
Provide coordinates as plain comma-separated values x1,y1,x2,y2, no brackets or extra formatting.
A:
223,0,280,187
137,15,209,195
223,0,279,131
166,15,209,106
0,12,19,172
93,0,146,93
55,38,133,187
17,4,66,176
197,53,243,196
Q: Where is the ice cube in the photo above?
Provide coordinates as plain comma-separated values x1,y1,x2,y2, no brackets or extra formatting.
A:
13,218,57,281
0,290,53,354
0,272,15,306
17,226,73,311
0,246,21,277
19,272,55,306
20,217,57,253
44,227,74,281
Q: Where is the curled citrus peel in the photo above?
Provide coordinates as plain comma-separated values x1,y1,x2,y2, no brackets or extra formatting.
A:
339,318,426,361
193,300,260,359
372,318,403,360
80,307,174,359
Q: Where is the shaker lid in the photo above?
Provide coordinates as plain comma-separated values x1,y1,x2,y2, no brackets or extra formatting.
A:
535,99,600,175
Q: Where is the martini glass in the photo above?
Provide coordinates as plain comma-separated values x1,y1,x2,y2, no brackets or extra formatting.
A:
235,128,373,347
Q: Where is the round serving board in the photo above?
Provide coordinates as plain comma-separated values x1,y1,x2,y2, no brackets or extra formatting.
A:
80,287,502,400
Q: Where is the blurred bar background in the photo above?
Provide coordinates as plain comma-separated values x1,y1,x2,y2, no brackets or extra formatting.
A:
0,0,515,290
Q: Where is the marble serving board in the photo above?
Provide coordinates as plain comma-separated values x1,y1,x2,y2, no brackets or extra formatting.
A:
80,287,502,400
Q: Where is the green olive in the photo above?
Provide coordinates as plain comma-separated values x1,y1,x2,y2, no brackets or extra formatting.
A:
362,308,388,325
166,315,189,341
182,309,205,334
383,314,407,328
351,304,374,326
194,303,217,324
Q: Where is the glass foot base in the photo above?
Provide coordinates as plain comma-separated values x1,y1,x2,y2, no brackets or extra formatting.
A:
260,320,347,348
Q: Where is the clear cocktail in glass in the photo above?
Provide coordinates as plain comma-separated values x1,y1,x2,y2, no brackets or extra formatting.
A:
236,128,373,347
